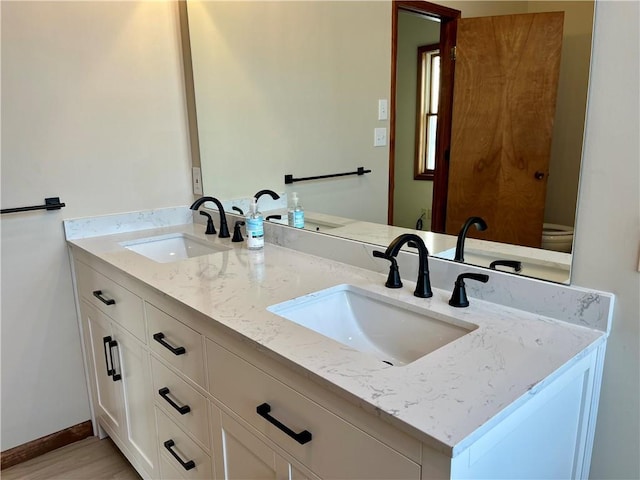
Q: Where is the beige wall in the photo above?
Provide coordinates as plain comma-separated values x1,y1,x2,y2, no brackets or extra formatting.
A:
0,1,192,450
572,2,640,478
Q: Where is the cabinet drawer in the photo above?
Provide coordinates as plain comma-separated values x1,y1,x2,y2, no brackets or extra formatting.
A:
147,303,205,388
207,339,420,480
75,260,145,342
159,452,189,480
152,357,210,450
156,407,213,480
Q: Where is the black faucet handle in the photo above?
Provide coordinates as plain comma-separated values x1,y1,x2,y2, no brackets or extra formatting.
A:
449,273,490,308
266,214,282,222
199,211,216,235
489,260,522,273
232,221,245,242
232,206,244,215
373,250,403,288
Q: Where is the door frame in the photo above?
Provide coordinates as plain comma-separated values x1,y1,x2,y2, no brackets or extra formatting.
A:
388,1,460,231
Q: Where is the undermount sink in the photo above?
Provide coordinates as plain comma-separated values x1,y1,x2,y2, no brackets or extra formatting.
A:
436,247,571,283
120,233,230,263
267,284,477,366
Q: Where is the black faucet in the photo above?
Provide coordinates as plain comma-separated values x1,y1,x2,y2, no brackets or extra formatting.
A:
454,216,488,262
373,234,432,298
448,273,489,308
190,196,230,238
199,211,216,235
254,189,280,205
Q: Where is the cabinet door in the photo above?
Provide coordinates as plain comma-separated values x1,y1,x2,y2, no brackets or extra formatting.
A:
82,300,124,436
116,324,158,478
212,404,316,480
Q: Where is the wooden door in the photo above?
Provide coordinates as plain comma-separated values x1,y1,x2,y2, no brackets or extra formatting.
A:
445,12,564,247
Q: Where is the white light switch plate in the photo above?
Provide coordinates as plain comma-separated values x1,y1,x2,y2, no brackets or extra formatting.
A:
378,99,388,120
374,127,387,147
192,167,203,195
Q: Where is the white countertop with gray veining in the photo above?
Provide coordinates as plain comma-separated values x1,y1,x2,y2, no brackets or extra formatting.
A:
65,214,605,456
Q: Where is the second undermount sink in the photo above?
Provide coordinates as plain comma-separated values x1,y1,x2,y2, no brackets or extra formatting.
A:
267,284,477,366
120,233,230,263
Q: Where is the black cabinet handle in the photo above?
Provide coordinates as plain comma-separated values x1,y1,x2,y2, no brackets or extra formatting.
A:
107,339,121,381
93,290,115,306
163,439,195,471
102,336,115,377
256,403,312,445
153,333,186,355
159,387,191,415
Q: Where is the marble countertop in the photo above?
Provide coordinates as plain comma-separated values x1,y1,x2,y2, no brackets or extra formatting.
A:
67,220,603,456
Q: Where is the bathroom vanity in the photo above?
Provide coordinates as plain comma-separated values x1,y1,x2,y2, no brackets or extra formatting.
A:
65,208,612,479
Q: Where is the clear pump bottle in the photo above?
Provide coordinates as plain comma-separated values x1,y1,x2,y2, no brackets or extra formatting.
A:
245,198,264,250
287,192,305,229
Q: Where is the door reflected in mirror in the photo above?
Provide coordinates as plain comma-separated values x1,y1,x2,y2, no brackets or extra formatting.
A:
185,0,594,283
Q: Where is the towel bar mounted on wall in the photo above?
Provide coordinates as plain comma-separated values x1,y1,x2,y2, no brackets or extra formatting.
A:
284,167,371,184
1,197,66,215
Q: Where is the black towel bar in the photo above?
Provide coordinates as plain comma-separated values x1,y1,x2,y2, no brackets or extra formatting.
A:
284,167,371,184
1,197,66,215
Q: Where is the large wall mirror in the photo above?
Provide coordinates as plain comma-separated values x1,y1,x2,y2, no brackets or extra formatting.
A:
185,0,594,284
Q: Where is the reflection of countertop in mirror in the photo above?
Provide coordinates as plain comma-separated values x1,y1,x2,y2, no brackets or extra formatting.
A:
65,207,609,457
264,209,571,283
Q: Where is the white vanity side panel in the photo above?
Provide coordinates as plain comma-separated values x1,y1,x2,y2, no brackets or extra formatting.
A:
450,350,599,480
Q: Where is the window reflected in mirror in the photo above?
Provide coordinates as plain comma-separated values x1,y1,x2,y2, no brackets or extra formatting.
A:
415,44,440,180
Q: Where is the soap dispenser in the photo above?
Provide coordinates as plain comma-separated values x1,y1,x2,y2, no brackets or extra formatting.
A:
245,198,264,250
287,192,305,228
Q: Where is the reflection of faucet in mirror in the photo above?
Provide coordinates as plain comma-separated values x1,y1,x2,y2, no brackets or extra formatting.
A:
266,214,282,223
254,189,280,207
231,206,244,215
190,196,230,238
454,217,488,263
490,260,522,273
376,234,432,298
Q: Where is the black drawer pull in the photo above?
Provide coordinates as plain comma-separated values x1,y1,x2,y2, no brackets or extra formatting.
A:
93,290,115,306
153,333,186,355
102,336,115,377
163,439,195,471
159,387,191,415
107,339,121,381
256,403,312,445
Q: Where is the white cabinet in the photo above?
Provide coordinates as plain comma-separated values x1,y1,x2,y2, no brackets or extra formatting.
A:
75,260,158,479
206,338,421,480
211,403,317,480
81,300,125,436
70,247,606,480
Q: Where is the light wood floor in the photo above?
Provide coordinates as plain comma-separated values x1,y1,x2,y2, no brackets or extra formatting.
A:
1,437,141,480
